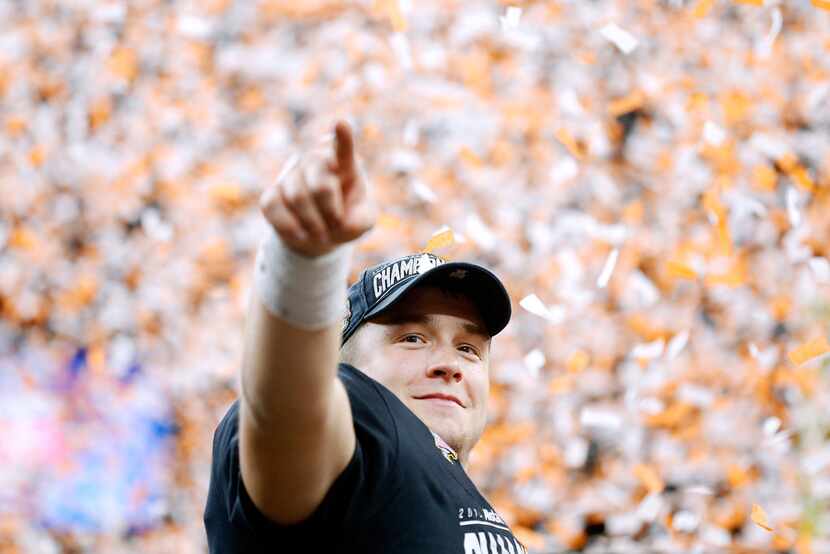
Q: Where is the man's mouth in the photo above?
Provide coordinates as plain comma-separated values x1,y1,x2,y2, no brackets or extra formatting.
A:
413,393,465,408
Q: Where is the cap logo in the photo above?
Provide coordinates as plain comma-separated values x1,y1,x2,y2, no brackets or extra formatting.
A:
371,254,445,300
343,297,351,331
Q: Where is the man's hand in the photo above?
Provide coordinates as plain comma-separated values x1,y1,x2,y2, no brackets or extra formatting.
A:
259,121,377,258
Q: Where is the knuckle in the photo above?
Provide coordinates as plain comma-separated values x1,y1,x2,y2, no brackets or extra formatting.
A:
259,186,277,210
311,180,335,198
282,184,305,208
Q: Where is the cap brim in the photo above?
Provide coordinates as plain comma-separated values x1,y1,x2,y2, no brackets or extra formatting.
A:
362,261,512,337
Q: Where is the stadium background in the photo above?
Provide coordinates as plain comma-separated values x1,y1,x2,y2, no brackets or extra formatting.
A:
2,0,830,551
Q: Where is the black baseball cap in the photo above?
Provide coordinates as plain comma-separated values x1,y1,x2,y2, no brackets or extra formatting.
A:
341,252,512,346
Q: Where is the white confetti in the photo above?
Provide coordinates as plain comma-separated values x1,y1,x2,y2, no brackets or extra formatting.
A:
802,447,830,475
763,416,781,436
809,257,830,283
550,156,580,184
431,225,452,236
630,338,665,360
411,179,437,203
580,406,623,431
177,16,213,39
600,22,639,54
500,6,522,30
465,213,498,251
756,7,783,58
389,32,413,71
703,121,727,146
666,330,689,360
673,511,699,533
564,438,589,468
637,493,664,522
749,133,790,159
596,248,619,289
677,383,714,408
519,294,565,324
786,186,801,227
523,348,546,377
749,342,779,370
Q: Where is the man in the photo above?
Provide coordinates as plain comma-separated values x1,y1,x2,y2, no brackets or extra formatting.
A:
204,122,525,553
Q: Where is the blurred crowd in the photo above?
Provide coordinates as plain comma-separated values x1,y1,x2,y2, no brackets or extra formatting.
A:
1,0,830,552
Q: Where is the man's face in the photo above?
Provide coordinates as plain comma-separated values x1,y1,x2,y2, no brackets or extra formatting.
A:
348,286,491,464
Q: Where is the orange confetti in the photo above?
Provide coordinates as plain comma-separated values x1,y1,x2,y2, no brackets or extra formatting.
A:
374,0,407,32
787,336,830,366
752,163,778,191
702,188,727,221
28,144,46,167
459,146,484,167
566,350,590,373
788,165,815,193
722,90,752,124
667,260,698,280
705,263,746,287
5,115,26,137
107,46,139,81
734,0,763,5
554,128,587,160
692,0,715,18
812,0,830,10
209,183,248,212
377,213,403,230
423,228,454,253
633,463,665,494
7,227,38,251
608,90,646,117
751,504,773,532
714,216,732,256
89,96,112,130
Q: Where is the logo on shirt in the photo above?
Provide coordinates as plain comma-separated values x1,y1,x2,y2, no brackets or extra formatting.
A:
432,431,458,464
458,505,527,554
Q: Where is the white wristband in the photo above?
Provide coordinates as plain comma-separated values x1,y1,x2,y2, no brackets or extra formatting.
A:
254,226,353,330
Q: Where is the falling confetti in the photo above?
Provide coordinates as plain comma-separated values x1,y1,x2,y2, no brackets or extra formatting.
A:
692,0,716,17
751,504,774,532
634,464,665,494
787,336,830,366
757,7,783,57
374,0,407,32
523,348,546,377
500,6,522,30
423,227,454,253
599,22,639,54
596,248,619,289
519,294,565,324
4,1,830,551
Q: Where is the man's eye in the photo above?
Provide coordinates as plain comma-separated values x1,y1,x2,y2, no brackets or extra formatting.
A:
402,334,423,343
459,345,480,357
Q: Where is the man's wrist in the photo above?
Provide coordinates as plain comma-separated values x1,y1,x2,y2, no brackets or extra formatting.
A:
254,226,353,330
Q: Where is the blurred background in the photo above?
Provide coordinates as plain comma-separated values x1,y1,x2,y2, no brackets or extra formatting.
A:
2,0,830,552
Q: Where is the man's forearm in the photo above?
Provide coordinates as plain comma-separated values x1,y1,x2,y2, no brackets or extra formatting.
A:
240,297,343,426
240,231,352,426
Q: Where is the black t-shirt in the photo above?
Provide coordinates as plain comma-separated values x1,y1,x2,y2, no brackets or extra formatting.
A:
204,363,527,553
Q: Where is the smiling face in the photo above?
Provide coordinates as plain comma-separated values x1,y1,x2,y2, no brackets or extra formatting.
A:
341,285,491,465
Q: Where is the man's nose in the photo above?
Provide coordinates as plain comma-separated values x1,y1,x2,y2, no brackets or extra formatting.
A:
425,349,464,382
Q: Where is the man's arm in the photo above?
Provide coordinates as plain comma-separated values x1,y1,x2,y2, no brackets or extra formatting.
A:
239,122,376,524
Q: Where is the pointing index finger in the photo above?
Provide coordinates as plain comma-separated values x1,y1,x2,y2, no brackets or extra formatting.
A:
334,121,356,180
